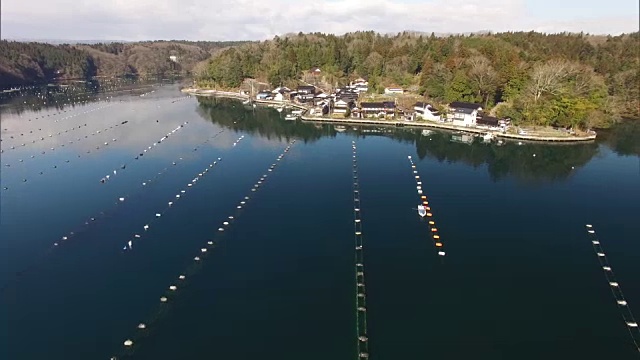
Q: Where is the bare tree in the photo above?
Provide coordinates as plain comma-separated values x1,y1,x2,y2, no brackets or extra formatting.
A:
526,59,578,103
467,55,498,107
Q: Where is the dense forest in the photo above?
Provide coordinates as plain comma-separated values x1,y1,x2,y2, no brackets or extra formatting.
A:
201,31,639,128
0,40,250,87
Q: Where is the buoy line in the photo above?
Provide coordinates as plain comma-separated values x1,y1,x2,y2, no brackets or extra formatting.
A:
99,121,192,184
351,141,370,360
585,225,639,353
0,130,230,293
1,103,114,143
1,117,130,173
109,140,297,359
121,135,245,251
407,156,446,257
1,88,179,140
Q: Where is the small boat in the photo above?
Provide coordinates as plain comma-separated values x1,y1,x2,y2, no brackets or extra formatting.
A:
417,205,427,217
284,114,298,121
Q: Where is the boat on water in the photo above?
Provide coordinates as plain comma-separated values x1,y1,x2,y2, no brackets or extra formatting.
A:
417,205,427,217
284,114,298,121
422,129,433,136
335,125,347,132
291,109,303,115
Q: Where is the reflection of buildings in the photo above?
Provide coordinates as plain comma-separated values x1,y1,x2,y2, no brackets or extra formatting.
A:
451,132,475,144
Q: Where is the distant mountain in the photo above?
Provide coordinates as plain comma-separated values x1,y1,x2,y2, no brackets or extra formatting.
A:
0,40,251,86
5,39,132,45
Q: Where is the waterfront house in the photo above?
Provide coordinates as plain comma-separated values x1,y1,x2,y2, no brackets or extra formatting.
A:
476,115,499,128
448,102,482,127
272,87,291,101
333,99,356,116
413,102,441,121
256,91,272,100
360,101,395,118
384,87,404,95
297,85,316,95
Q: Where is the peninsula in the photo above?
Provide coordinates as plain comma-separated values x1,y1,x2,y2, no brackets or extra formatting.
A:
191,31,638,141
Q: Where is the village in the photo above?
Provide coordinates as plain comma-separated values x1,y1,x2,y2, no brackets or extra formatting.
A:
185,67,596,142
244,67,512,134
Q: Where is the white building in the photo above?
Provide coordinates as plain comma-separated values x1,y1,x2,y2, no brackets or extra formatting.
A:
384,87,404,95
413,102,441,121
447,102,483,127
333,99,350,115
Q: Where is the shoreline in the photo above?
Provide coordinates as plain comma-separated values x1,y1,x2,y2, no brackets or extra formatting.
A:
181,88,597,143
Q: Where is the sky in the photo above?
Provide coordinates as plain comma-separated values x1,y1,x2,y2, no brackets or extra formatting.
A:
1,0,638,41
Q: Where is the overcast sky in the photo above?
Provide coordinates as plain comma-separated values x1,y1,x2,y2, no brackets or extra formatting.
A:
2,0,638,41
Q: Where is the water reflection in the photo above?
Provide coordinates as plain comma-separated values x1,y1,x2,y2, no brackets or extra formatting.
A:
196,97,609,183
0,77,172,115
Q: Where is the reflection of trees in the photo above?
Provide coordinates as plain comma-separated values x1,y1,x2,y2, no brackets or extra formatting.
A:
359,128,599,184
597,120,640,157
195,97,335,144
197,98,604,183
0,78,156,115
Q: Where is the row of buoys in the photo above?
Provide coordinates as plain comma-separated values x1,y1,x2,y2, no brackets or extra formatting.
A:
407,156,445,257
50,130,229,249
2,117,129,171
352,141,370,360
0,108,212,295
114,139,297,357
122,135,245,251
585,225,639,352
100,122,190,184
1,102,113,142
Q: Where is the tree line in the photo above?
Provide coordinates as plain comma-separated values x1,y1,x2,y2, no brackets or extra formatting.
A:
200,31,639,129
0,40,250,88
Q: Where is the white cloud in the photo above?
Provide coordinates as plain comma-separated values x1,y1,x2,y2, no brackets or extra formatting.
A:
1,0,638,41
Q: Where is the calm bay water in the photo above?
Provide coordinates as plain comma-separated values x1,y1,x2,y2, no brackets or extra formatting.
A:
1,85,639,359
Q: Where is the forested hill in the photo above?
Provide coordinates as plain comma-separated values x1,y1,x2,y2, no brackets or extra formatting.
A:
201,31,639,127
0,40,250,87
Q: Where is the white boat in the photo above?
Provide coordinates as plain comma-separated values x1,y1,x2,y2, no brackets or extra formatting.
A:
417,205,427,217
284,114,298,121
483,133,494,142
421,130,433,136
291,110,303,115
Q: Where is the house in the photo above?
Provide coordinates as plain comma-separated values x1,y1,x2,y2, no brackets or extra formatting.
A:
447,102,482,127
384,87,404,95
413,102,441,121
256,91,272,100
272,87,291,101
351,78,369,93
360,102,395,118
310,67,321,75
476,116,499,128
333,99,350,115
169,56,177,62
297,85,316,95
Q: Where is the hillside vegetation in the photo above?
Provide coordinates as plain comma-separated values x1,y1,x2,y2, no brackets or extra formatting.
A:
0,40,249,86
200,31,639,128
